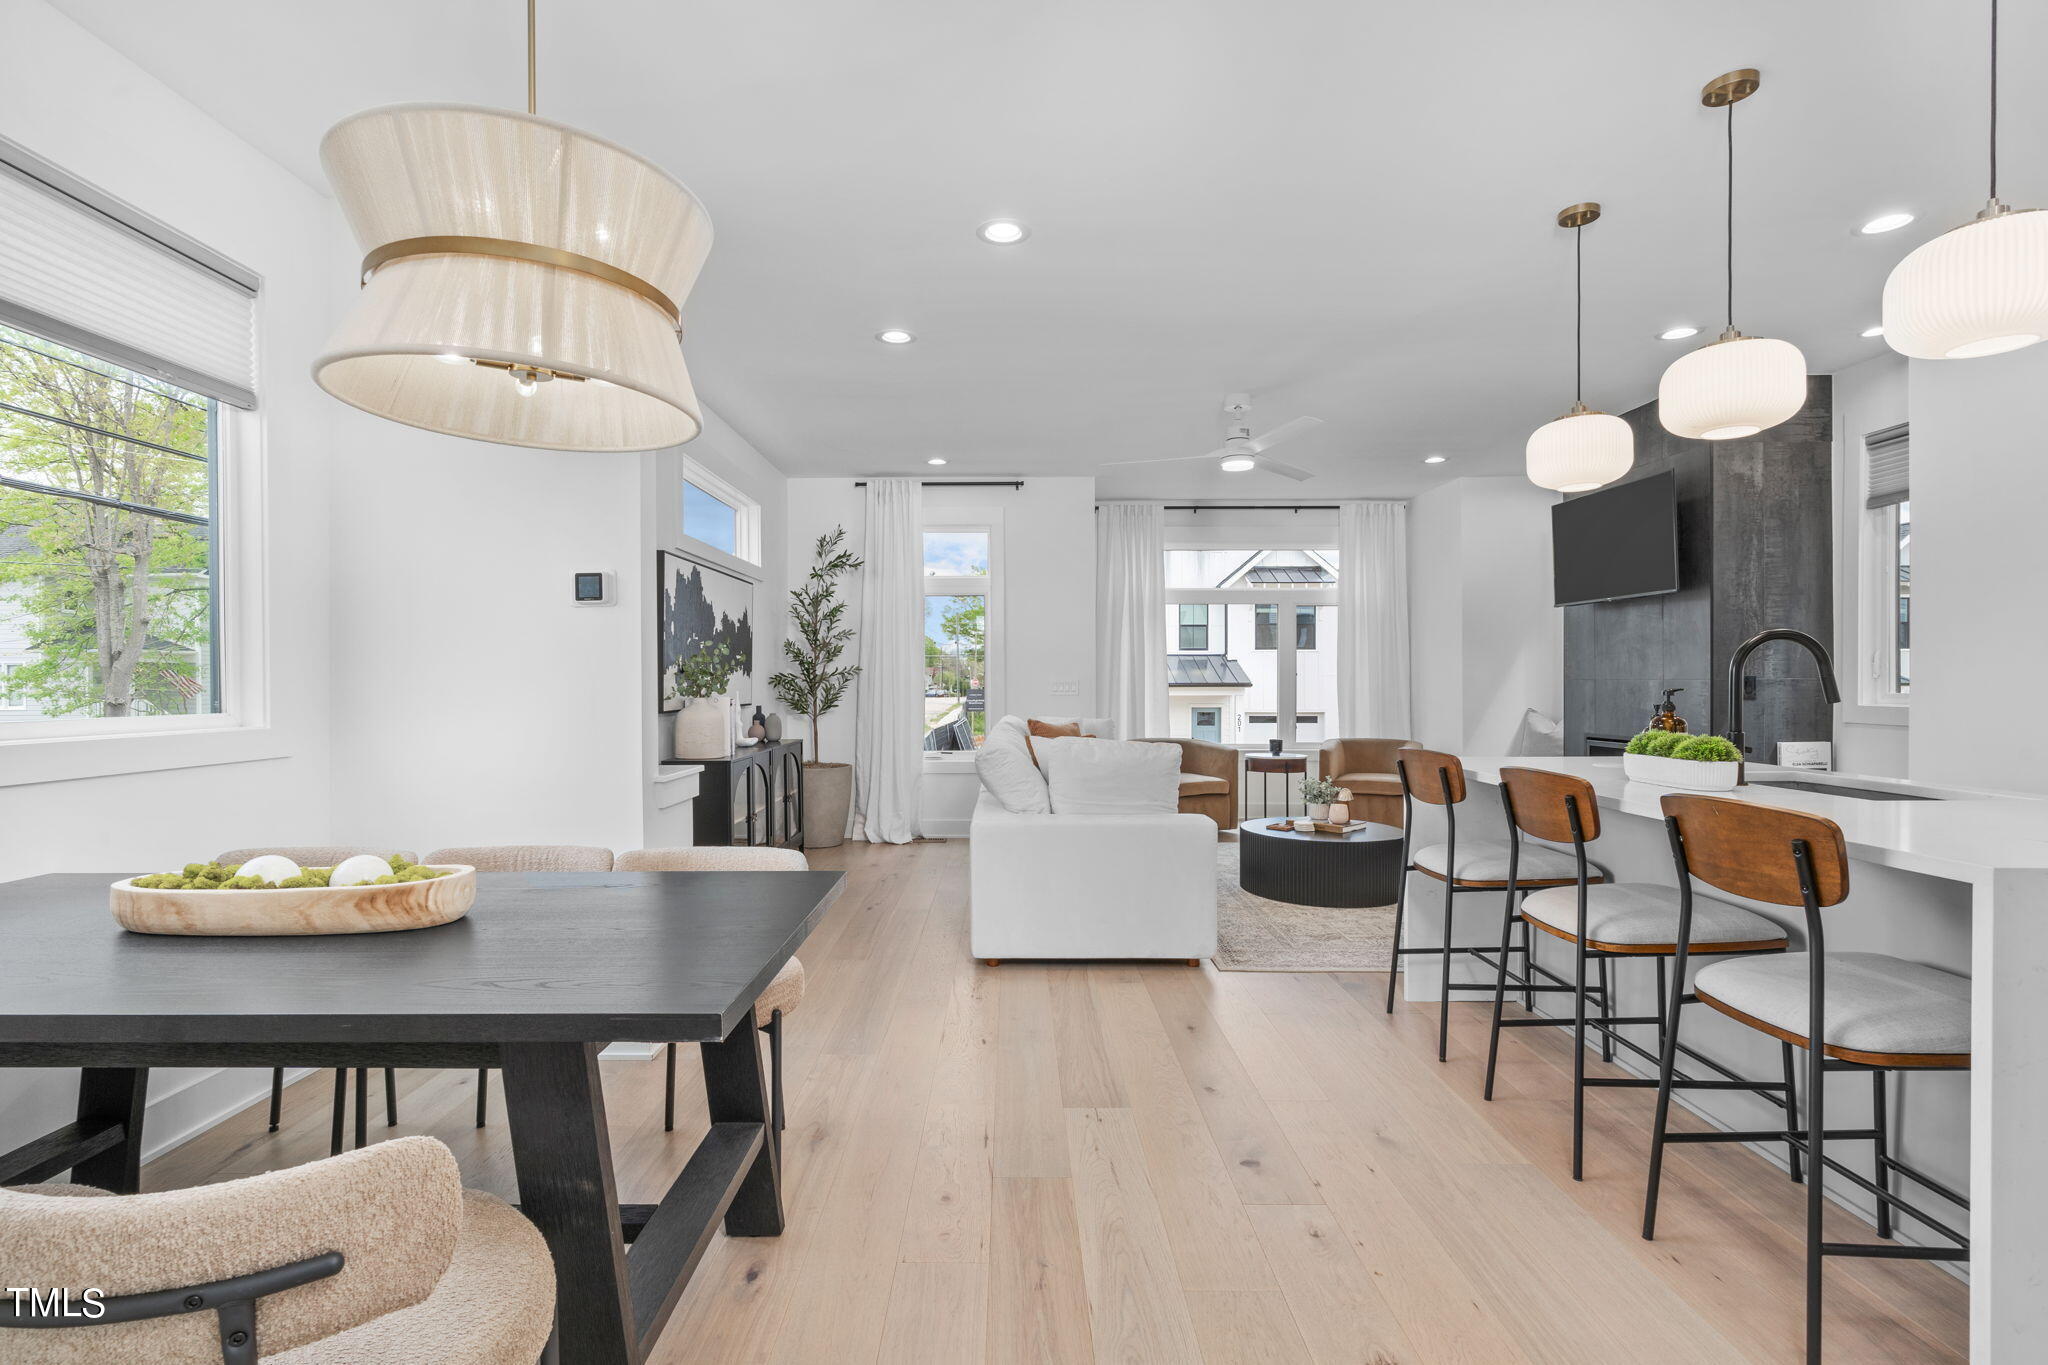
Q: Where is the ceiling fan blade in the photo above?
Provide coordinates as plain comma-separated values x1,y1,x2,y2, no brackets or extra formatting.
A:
1099,447,1229,468
1248,416,1325,453
1259,457,1316,482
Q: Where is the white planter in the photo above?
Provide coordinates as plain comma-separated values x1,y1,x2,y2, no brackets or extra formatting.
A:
672,697,734,760
1307,803,1332,822
1622,752,1740,792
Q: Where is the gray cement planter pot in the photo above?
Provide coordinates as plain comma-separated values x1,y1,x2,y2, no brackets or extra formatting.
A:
802,762,853,848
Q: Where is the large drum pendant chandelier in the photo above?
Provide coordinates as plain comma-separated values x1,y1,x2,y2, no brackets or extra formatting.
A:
1883,0,2048,360
313,1,712,451
1526,202,1633,493
1658,69,1807,442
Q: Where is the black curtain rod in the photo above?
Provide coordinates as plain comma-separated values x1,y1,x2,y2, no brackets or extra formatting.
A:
853,479,1024,489
1107,503,1341,513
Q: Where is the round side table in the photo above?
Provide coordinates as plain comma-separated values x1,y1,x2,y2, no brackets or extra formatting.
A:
1243,752,1308,822
1238,820,1405,908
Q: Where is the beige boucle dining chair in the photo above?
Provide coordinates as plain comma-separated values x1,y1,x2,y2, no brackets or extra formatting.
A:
0,1136,555,1364
420,846,617,1132
214,848,422,1155
614,847,810,1135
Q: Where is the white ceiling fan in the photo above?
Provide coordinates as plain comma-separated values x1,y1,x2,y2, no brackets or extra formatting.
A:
1102,394,1325,481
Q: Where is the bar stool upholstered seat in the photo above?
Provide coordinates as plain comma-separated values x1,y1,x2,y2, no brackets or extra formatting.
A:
1521,882,1786,953
1694,952,1970,1062
1412,840,1593,886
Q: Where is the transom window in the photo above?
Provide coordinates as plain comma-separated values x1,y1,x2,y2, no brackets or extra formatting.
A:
678,457,761,565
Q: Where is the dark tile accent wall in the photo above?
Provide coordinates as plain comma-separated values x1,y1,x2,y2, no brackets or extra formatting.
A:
1563,377,1833,761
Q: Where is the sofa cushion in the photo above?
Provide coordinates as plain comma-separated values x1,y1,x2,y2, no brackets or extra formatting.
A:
1178,772,1230,799
1331,772,1402,798
1693,953,1970,1057
1039,737,1181,815
977,740,1051,814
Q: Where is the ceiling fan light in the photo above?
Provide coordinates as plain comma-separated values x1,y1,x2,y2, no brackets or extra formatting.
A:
1657,334,1806,440
1882,208,2048,359
313,104,712,452
1526,409,1633,493
1219,454,1257,472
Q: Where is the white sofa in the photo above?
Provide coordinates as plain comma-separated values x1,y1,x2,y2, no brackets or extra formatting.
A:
967,717,1218,963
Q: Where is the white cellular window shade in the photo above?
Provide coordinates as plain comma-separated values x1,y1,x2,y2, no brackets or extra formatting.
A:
0,137,258,409
1864,423,1909,509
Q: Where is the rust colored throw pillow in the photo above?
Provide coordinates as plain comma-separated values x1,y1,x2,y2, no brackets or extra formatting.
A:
1026,718,1085,766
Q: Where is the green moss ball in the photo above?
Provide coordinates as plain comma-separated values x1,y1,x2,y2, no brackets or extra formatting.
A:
1672,734,1742,763
182,863,209,878
388,854,412,872
1641,731,1688,757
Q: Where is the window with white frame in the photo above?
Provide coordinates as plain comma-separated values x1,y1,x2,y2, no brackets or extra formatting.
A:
1858,423,1910,702
1163,547,1338,747
0,138,256,738
678,457,761,565
923,526,994,752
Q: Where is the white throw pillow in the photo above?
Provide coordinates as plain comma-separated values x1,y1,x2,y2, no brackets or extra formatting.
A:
1037,737,1181,815
977,733,1051,814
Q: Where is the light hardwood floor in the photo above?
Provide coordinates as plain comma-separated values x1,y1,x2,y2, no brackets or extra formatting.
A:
144,839,1967,1363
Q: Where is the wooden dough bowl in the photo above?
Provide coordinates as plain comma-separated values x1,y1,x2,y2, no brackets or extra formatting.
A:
110,867,476,936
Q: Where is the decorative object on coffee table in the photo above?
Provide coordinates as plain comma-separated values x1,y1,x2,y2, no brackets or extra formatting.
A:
768,527,864,847
1300,775,1341,822
670,640,740,760
1244,751,1308,821
1327,787,1353,824
1238,819,1403,909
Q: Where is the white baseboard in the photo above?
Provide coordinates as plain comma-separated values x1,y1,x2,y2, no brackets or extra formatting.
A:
919,817,973,840
142,1066,314,1164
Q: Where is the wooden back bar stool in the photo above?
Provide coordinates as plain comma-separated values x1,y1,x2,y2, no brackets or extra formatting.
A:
1485,770,1792,1181
1386,750,1606,1062
1644,796,1970,1362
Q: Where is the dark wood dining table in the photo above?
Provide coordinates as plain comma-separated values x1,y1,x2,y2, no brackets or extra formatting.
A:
0,868,843,1365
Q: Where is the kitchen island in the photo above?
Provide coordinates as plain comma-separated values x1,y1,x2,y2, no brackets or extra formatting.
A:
1393,755,2048,1362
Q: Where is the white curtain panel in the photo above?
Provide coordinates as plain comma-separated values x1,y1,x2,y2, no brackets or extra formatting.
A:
1337,500,1413,739
853,478,924,843
1094,501,1168,740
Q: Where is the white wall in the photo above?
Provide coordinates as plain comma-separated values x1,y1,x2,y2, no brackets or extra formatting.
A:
1907,344,2048,794
1406,476,1562,754
0,0,339,1158
1830,351,1911,778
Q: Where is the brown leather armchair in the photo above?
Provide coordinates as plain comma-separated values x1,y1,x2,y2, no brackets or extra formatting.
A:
1317,737,1421,826
1137,737,1239,830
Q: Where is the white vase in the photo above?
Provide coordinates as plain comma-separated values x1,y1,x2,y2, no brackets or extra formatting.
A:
1308,803,1332,822
673,697,734,760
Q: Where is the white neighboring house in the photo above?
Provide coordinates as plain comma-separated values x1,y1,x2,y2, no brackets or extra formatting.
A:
0,527,44,722
1165,549,1338,747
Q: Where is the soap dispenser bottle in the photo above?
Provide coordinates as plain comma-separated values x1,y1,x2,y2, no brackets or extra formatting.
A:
1650,687,1688,732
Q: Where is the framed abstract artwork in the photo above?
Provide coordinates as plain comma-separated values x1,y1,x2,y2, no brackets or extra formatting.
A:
656,550,756,714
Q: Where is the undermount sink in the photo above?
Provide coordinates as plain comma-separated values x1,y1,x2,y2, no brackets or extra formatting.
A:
1748,779,1939,802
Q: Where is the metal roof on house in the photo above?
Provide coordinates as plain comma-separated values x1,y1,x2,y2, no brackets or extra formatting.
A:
1167,654,1253,688
1245,565,1333,584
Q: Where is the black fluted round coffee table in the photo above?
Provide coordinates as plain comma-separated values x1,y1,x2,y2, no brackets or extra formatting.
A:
1237,820,1404,908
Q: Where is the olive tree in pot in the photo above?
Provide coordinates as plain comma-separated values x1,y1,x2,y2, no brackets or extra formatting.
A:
769,527,864,847
670,641,741,760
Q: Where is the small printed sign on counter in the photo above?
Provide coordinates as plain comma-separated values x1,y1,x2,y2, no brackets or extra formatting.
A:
1776,740,1832,771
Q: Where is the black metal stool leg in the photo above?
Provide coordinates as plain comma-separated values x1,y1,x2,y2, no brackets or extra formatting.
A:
1384,864,1409,1014
1642,948,1689,1240
1571,935,1589,1181
1872,1070,1893,1238
267,1067,283,1133
1482,886,1517,1101
1805,1040,1826,1362
328,1069,345,1157
1436,878,1456,1062
384,1068,398,1127
664,1042,677,1132
1655,956,1669,1054
1518,909,1534,1011
1596,956,1615,1064
353,1067,368,1150
1781,1042,1804,1183
475,1068,489,1128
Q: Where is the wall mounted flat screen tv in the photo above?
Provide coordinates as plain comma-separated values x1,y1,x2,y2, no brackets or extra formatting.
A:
1552,470,1679,606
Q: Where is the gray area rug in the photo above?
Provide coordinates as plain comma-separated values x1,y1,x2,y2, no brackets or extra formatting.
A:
1212,842,1396,972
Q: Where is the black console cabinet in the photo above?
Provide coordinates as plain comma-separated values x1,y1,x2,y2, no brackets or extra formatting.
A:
663,740,805,849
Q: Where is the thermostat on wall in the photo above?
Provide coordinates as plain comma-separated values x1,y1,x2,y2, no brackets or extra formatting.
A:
573,571,614,605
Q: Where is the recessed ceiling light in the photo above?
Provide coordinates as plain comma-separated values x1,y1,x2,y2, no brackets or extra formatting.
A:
1861,325,1885,338
1660,326,1700,341
1860,212,1914,235
876,329,915,344
978,219,1029,245
927,457,948,466
1423,455,1447,464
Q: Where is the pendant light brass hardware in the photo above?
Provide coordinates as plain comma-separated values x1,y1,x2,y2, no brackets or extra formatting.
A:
1701,69,1760,107
1556,203,1601,229
469,358,588,384
359,236,685,330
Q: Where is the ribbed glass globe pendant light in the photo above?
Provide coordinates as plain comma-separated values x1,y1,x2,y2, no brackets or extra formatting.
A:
314,0,712,451
1658,70,1807,441
1526,203,1634,492
1884,0,2048,359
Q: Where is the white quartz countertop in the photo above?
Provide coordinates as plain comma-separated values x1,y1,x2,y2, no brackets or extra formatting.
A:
1459,756,2048,884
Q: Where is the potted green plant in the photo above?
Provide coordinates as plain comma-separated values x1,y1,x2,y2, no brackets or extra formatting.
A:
669,641,740,760
1300,775,1342,822
768,527,864,848
1621,729,1742,791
